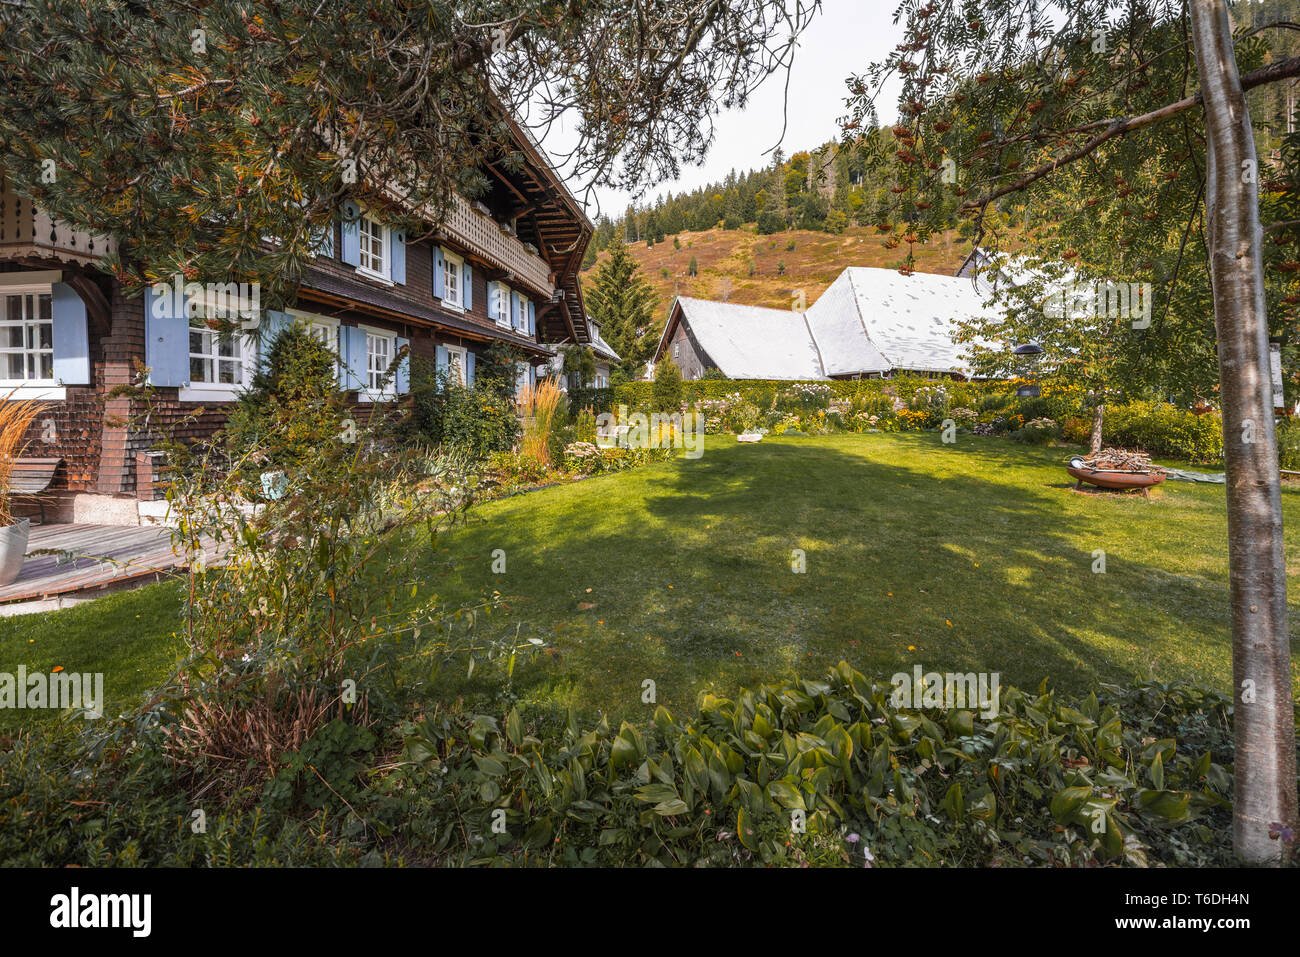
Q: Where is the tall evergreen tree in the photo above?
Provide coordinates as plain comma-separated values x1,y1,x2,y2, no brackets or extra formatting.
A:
582,241,659,377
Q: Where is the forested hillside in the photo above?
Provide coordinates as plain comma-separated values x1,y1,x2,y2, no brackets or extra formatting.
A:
578,0,1300,373
582,223,973,321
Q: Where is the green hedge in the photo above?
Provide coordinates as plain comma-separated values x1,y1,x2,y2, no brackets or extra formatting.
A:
1101,401,1224,464
569,378,1236,467
607,376,973,414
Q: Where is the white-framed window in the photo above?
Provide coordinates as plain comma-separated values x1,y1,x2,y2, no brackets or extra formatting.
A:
367,331,393,392
358,215,387,279
442,249,464,309
445,344,467,386
673,343,680,359
179,294,258,401
189,322,246,388
492,283,511,327
0,288,54,385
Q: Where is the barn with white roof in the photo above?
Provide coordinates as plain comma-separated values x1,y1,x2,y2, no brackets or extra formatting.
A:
653,265,999,381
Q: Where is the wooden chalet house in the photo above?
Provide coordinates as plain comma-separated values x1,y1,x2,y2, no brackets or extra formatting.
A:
0,113,596,524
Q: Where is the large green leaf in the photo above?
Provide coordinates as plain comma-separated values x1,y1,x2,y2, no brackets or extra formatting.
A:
1049,786,1092,824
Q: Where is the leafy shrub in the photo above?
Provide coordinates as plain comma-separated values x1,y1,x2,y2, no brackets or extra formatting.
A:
1062,416,1092,445
653,359,683,412
562,442,672,474
223,321,344,489
1104,401,1224,464
408,346,522,460
487,450,550,487
5,659,1278,868
1012,416,1060,445
948,407,978,429
436,382,521,460
1277,417,1300,471
159,380,491,801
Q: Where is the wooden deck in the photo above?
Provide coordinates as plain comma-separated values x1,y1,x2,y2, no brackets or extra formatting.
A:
0,523,218,604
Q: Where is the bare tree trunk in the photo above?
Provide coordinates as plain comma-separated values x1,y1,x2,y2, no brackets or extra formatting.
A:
1190,0,1297,864
1089,403,1104,454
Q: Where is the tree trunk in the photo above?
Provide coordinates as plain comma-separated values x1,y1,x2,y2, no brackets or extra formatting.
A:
1089,403,1105,454
1190,0,1297,864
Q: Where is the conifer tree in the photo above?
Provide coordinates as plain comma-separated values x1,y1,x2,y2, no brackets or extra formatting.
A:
583,241,659,378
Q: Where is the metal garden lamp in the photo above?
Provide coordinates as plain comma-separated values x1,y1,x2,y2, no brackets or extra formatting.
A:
1012,342,1044,397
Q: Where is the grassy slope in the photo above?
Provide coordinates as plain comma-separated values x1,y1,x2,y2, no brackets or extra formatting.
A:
6,434,1299,727
581,225,975,320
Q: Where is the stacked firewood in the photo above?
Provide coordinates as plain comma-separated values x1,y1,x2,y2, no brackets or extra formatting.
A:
1079,448,1166,473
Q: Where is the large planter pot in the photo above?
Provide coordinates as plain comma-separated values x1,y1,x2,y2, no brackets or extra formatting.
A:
0,518,30,587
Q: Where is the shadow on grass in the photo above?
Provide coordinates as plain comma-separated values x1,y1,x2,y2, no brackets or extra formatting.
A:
426,434,1282,723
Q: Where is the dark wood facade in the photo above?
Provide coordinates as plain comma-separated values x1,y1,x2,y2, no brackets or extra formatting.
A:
1,119,593,520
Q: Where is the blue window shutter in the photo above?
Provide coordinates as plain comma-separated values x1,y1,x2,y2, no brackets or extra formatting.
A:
486,281,498,319
339,325,368,391
390,228,406,284
433,246,445,299
145,282,190,387
394,336,410,392
465,351,476,387
435,345,449,381
527,300,536,336
50,282,90,385
510,290,520,329
260,310,292,371
463,262,473,310
340,201,361,266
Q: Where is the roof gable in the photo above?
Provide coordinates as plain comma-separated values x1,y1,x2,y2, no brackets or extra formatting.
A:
669,297,826,380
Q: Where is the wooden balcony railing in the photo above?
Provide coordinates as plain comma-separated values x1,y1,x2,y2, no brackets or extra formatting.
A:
2,180,551,299
0,183,115,265
442,193,553,297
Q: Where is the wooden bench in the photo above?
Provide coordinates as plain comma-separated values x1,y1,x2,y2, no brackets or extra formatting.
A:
6,458,61,525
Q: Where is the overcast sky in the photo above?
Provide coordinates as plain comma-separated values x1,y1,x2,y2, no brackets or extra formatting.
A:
537,0,905,221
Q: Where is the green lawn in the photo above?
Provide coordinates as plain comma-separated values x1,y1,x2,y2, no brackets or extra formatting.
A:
4,432,1299,727
0,583,185,730
432,432,1300,719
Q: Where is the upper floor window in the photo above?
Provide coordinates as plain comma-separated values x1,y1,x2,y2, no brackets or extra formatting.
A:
442,250,464,308
358,215,387,278
492,283,511,327
0,290,53,383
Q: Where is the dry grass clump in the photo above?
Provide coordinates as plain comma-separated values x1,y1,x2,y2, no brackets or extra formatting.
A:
518,377,564,469
0,393,45,526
